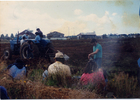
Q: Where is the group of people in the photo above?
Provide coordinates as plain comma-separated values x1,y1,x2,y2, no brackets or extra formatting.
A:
19,28,43,59
42,39,106,87
20,28,43,46
1,38,106,99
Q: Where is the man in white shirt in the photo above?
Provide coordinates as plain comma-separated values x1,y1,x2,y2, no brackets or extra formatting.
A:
47,50,71,87
20,36,26,46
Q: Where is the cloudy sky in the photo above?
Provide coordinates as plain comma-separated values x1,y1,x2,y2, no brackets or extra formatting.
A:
0,0,140,36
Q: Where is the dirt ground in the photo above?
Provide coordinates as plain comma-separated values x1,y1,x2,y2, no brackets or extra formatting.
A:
0,38,140,98
0,60,103,99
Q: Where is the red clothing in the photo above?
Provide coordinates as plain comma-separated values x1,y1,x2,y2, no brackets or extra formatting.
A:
80,71,105,85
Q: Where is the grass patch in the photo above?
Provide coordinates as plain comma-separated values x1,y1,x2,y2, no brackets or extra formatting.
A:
28,69,44,82
107,72,138,98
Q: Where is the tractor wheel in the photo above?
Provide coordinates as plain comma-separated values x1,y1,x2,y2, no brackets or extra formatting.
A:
3,49,12,60
46,42,54,53
32,44,40,58
20,42,40,59
20,42,29,59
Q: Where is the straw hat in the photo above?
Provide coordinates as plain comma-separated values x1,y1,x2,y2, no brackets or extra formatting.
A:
55,50,64,58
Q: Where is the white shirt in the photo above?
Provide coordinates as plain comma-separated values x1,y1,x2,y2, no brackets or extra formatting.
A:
48,61,71,77
20,39,25,46
42,70,48,80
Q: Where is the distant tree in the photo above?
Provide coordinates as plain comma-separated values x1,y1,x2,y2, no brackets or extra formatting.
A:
1,34,4,39
5,34,9,38
102,34,107,39
11,33,14,38
15,33,18,37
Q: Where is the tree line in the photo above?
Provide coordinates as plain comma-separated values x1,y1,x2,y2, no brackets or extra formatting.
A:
0,33,18,40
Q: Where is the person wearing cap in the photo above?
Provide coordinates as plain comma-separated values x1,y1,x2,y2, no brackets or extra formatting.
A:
47,50,71,87
88,39,102,68
36,28,43,38
6,58,27,80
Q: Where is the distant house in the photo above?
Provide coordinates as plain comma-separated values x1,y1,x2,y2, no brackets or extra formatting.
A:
119,34,128,38
77,31,96,39
96,35,102,39
108,34,119,39
128,33,140,38
66,36,77,39
50,37,67,40
135,33,140,38
19,30,35,39
47,31,64,39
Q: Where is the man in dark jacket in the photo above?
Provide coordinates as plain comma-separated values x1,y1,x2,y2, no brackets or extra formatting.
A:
36,28,43,38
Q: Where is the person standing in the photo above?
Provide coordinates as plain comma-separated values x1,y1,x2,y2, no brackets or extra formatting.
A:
88,39,102,68
20,36,26,46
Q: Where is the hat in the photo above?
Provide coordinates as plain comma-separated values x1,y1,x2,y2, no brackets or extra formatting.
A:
35,32,39,35
36,28,40,31
55,50,64,58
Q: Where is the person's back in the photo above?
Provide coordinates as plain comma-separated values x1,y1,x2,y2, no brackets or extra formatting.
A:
48,61,71,77
80,60,105,86
9,65,26,79
7,59,26,80
48,50,71,86
80,71,105,85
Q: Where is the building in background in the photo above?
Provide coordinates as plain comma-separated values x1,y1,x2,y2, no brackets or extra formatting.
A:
77,31,96,39
47,31,64,39
19,30,35,39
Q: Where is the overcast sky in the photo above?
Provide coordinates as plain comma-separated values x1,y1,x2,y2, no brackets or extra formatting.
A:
0,0,140,36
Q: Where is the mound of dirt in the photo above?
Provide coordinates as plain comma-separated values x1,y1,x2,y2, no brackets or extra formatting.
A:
0,78,101,99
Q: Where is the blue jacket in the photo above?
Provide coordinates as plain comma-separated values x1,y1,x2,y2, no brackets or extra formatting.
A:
0,86,9,99
7,63,26,79
35,35,41,43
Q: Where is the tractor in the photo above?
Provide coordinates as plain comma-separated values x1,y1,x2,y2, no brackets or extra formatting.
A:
3,33,55,63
